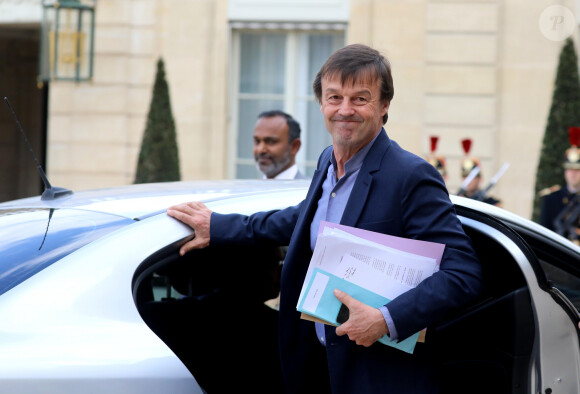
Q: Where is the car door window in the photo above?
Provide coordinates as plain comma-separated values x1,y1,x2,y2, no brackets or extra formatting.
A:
510,225,580,313
135,243,286,393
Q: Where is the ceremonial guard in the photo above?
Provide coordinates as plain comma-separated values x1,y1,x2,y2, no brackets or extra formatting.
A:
540,126,580,243
426,135,447,180
456,138,503,207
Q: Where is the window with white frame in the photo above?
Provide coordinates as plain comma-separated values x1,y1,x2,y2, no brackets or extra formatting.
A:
229,26,345,179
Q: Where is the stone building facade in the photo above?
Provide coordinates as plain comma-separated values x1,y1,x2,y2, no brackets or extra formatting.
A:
0,0,577,220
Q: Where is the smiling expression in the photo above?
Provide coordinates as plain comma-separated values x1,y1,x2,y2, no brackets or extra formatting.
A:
320,73,389,157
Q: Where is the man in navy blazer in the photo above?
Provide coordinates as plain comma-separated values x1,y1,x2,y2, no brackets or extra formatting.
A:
168,44,483,393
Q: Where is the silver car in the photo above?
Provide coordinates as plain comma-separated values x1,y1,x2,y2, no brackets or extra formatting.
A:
0,180,578,393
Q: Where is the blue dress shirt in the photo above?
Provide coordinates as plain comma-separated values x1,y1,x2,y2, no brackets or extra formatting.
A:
309,131,397,345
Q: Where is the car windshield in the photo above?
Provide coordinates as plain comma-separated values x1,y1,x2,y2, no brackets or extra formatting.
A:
0,208,134,296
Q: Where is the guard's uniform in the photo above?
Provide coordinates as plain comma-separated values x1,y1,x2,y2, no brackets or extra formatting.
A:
540,186,580,243
482,195,501,206
539,126,580,243
458,138,502,206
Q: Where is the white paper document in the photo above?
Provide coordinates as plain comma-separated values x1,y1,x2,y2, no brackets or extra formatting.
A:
297,226,440,307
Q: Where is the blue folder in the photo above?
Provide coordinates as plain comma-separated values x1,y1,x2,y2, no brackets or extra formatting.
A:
297,267,421,354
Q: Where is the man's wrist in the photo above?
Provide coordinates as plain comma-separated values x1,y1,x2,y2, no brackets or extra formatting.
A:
379,305,398,340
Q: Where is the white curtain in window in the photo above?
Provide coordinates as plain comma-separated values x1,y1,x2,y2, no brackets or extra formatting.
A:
233,29,344,179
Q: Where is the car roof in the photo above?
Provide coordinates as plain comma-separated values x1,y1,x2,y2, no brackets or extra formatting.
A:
450,194,580,254
3,179,577,253
0,180,312,220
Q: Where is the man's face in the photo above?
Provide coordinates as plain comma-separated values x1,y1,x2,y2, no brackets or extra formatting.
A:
319,73,389,154
465,176,481,195
253,116,295,178
565,168,580,190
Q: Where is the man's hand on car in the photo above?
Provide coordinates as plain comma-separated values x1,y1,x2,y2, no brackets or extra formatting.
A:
167,201,212,254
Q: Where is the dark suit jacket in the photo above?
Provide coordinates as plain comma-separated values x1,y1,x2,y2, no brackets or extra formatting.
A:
211,130,483,393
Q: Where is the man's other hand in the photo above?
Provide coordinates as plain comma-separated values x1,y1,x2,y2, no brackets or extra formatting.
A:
167,201,212,255
334,289,389,347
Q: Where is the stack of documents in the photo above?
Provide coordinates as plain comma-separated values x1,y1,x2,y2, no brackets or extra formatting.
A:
297,221,445,354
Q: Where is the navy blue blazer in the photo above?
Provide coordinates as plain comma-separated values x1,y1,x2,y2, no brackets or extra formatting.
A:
211,130,483,393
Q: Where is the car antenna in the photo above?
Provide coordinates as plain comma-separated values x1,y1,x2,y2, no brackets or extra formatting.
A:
4,97,73,201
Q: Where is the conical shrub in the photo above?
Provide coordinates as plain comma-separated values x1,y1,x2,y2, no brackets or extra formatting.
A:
134,58,181,184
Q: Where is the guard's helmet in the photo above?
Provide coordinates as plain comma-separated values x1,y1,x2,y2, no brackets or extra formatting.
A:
564,126,580,170
427,136,447,177
461,138,480,178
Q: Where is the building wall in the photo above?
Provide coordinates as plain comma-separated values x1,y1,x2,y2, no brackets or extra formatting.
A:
157,0,229,181
42,0,577,219
349,0,577,218
496,1,571,217
47,0,229,190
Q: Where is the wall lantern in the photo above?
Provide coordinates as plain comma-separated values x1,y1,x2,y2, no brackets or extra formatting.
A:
39,0,96,84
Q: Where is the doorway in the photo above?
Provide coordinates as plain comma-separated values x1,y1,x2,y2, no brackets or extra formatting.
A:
0,24,47,202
